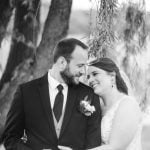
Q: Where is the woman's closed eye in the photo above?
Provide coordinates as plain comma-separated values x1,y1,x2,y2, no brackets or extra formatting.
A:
92,71,98,76
87,72,99,79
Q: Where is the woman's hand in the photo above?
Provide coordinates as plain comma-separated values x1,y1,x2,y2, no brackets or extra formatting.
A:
98,145,114,150
88,145,114,150
58,145,72,150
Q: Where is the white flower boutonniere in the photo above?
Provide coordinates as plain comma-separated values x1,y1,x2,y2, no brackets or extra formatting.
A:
79,95,96,116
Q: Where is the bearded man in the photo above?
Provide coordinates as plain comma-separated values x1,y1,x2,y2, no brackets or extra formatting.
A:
2,38,101,150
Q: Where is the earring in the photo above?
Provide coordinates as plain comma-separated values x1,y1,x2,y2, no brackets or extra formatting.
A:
111,77,115,88
112,80,115,88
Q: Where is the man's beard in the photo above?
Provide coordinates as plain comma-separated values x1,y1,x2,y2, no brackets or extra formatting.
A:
60,67,79,85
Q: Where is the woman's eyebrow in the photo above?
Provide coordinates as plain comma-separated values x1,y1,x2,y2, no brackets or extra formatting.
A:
92,71,98,74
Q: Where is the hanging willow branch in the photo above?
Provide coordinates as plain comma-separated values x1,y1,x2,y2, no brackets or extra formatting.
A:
124,3,147,54
122,2,147,110
89,0,117,58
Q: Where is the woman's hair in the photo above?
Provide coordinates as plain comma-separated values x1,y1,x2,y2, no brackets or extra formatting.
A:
88,57,128,95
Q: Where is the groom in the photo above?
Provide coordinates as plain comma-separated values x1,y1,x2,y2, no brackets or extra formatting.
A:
2,38,101,150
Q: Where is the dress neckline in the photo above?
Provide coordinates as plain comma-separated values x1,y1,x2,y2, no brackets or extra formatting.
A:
102,95,127,116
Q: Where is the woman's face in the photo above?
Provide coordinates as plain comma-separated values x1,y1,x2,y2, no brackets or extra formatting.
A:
88,66,113,96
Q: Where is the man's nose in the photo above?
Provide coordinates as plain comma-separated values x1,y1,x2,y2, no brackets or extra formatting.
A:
87,75,94,86
80,66,86,75
88,79,94,87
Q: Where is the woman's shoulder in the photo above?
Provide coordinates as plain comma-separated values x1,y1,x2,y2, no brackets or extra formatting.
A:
121,95,139,107
118,95,142,117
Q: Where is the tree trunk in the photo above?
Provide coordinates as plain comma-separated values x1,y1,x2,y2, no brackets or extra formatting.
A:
0,0,72,137
0,0,13,46
35,0,73,77
0,0,40,91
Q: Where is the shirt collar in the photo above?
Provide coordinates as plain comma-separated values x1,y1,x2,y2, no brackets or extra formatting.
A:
48,70,67,90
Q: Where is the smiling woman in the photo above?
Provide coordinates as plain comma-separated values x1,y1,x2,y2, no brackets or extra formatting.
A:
87,57,143,150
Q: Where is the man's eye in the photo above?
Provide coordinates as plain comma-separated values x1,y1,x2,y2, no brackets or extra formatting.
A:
77,64,84,68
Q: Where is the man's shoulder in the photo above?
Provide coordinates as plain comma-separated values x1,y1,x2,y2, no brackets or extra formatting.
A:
78,82,100,107
20,74,47,89
78,82,93,93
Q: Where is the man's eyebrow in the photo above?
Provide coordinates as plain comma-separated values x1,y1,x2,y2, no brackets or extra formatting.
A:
77,64,85,66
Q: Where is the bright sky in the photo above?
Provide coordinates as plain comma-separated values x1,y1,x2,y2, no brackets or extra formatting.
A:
42,0,150,11
73,0,150,11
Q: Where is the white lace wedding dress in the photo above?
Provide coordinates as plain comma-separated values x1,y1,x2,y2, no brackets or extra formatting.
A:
101,97,143,150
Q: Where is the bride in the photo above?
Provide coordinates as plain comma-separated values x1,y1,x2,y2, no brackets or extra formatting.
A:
58,57,143,150
87,57,142,150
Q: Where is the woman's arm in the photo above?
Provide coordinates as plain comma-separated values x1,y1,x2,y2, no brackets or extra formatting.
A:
108,96,141,150
88,145,114,150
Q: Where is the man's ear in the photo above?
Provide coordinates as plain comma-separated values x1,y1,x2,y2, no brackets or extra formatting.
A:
57,56,67,70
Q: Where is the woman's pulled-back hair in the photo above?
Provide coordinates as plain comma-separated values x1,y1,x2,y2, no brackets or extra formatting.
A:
88,57,128,95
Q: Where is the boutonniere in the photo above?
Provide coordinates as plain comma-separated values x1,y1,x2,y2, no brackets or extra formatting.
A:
79,95,96,116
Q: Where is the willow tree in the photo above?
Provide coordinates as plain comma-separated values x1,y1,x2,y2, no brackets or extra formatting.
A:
122,3,148,109
0,0,72,137
89,0,117,58
89,0,149,110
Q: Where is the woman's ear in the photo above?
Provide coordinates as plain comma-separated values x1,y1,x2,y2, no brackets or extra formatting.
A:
110,71,116,82
110,71,116,77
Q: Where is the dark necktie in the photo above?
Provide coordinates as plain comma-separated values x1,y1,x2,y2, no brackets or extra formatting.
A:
53,84,64,122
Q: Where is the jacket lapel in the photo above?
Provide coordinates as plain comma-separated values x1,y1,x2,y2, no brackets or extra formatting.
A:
59,85,78,138
38,73,57,139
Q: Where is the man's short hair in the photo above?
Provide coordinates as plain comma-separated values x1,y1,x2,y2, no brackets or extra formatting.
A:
53,38,88,63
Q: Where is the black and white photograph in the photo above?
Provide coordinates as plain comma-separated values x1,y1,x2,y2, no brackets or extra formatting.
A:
0,0,150,150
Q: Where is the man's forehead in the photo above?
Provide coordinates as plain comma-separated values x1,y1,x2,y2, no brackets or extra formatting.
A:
72,46,88,56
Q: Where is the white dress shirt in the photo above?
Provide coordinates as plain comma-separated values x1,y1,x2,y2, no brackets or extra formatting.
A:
48,70,68,113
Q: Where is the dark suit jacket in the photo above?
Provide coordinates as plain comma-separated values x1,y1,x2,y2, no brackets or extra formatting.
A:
2,74,102,150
